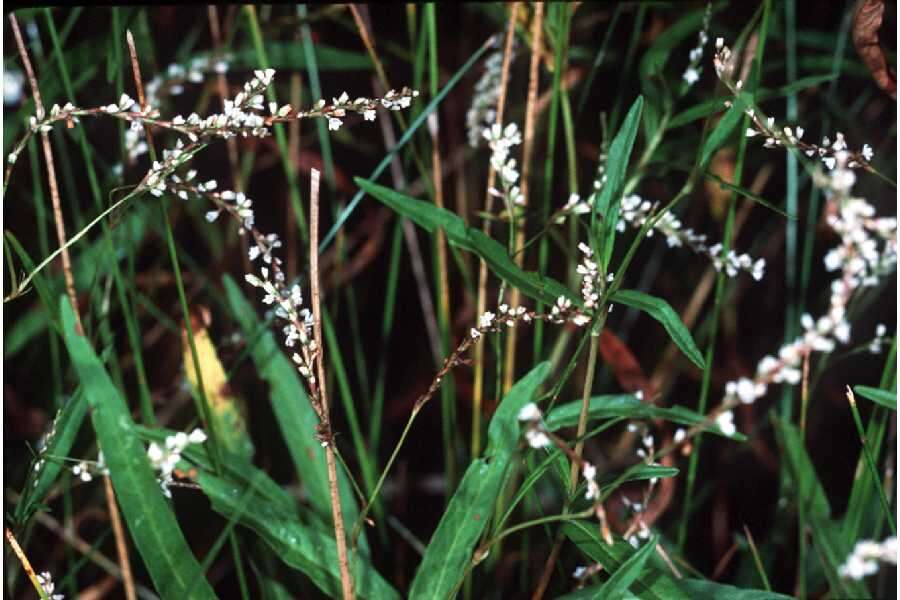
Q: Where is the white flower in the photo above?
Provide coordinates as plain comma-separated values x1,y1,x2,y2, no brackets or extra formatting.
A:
364,109,376,121
36,572,64,600
861,144,874,162
525,428,551,449
328,117,342,131
4,69,24,105
188,428,207,444
682,67,700,85
478,311,495,328
715,410,736,437
517,402,542,422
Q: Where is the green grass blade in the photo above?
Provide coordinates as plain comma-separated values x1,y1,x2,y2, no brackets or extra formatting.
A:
545,394,744,440
676,579,791,599
853,385,897,410
562,520,690,600
772,416,871,598
408,363,551,598
593,533,659,600
221,275,368,552
610,289,705,369
195,467,398,600
59,297,217,599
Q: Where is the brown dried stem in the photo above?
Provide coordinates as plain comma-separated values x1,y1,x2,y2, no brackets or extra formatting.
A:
10,14,82,336
310,168,355,600
473,1,520,457
503,2,544,394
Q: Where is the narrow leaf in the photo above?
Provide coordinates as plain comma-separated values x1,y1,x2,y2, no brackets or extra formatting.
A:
562,521,690,600
59,298,217,599
594,533,660,600
594,96,644,268
356,178,578,308
853,385,896,410
611,289,705,369
409,363,551,598
546,394,744,441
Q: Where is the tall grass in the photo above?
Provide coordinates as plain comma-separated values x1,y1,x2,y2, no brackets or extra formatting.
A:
3,4,896,599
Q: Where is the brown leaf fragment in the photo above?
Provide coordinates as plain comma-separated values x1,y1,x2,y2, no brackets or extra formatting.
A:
853,0,896,99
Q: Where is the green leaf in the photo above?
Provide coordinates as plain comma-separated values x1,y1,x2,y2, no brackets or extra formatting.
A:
677,579,792,599
562,521,690,600
59,298,217,599
668,74,837,129
409,363,551,598
702,172,792,218
593,96,643,268
772,417,870,599
594,533,660,600
13,389,88,525
611,289,705,369
194,466,399,600
853,385,896,410
699,93,750,169
545,394,745,441
356,178,577,308
222,275,366,552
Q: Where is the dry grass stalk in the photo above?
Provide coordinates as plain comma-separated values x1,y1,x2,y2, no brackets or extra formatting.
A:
9,14,82,336
503,1,544,394
310,168,355,600
473,1,520,457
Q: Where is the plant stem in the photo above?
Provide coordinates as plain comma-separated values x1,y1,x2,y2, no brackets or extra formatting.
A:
310,169,355,600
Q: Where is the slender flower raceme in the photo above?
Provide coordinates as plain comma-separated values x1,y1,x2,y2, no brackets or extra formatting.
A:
681,2,712,87
467,45,511,147
713,138,896,430
145,428,207,498
36,571,65,600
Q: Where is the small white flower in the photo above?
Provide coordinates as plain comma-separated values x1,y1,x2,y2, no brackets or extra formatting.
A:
715,410,736,437
517,402,542,422
328,117,342,131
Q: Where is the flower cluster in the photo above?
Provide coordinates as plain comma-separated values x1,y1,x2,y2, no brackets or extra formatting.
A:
146,428,207,498
715,131,896,425
575,242,604,312
516,402,552,449
681,2,712,86
714,38,875,172
869,323,890,354
485,122,524,208
70,451,108,483
36,571,64,600
271,88,420,132
145,55,230,108
617,194,765,280
29,409,63,487
467,46,509,147
838,536,897,580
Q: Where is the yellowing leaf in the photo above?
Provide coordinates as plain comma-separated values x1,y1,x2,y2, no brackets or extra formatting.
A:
182,307,254,459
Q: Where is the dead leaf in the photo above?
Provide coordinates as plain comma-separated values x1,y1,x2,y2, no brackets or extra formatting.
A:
853,0,896,99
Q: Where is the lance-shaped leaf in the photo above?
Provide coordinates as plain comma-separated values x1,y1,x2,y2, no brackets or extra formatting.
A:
356,177,578,308
409,363,551,598
853,385,896,410
592,96,643,269
611,289,705,369
59,298,217,599
546,394,745,441
562,520,690,600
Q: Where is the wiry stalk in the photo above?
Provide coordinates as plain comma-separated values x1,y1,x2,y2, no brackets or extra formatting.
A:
310,169,355,600
503,2,544,394
473,2,519,457
10,15,82,335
